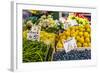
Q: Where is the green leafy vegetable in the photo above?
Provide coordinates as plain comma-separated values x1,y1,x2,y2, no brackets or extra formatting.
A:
23,40,49,62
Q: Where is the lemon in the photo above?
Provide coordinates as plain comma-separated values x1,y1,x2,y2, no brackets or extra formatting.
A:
71,26,76,30
65,28,70,32
79,25,84,29
70,26,74,29
85,24,90,29
84,32,89,38
81,36,84,39
87,28,91,33
70,30,75,36
65,31,70,36
79,27,84,32
83,43,88,47
79,37,84,43
75,30,79,34
75,26,79,30
88,43,91,47
71,33,76,37
77,42,82,47
78,31,83,36
85,37,90,43
76,36,80,41
74,32,78,36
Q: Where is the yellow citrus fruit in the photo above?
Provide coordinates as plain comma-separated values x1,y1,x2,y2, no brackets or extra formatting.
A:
83,43,88,47
75,30,79,34
81,36,84,39
78,31,83,36
76,36,80,41
79,27,85,32
70,33,76,37
87,28,91,33
65,28,70,32
71,29,75,34
74,32,78,36
85,24,90,29
77,42,82,47
65,31,70,36
79,37,84,43
84,32,89,38
70,26,75,30
75,26,79,30
85,37,90,43
88,43,91,47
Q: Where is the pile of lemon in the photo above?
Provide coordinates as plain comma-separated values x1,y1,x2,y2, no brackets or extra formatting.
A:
56,24,91,49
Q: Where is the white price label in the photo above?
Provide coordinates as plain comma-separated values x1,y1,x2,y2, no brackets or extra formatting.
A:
63,37,77,53
67,20,78,26
27,25,40,41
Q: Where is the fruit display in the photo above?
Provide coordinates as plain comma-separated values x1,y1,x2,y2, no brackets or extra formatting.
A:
56,24,91,49
67,13,90,26
23,10,91,62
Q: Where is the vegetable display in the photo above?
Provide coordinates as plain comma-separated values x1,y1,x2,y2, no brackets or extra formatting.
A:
23,40,51,62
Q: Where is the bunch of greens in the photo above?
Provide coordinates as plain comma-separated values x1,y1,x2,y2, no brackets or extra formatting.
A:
23,40,50,62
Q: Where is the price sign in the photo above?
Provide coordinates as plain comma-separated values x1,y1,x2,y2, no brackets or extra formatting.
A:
63,37,77,53
27,25,40,41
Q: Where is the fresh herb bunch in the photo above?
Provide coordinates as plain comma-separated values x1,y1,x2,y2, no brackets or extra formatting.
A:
23,40,49,62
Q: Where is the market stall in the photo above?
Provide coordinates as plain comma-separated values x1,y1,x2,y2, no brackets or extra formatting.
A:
22,10,91,62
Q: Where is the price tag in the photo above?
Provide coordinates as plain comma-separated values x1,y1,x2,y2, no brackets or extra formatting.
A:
63,37,77,53
64,22,70,29
67,19,78,27
27,31,33,40
27,25,40,41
